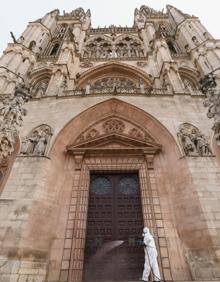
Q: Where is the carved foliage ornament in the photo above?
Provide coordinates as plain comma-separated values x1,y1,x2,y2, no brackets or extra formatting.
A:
199,73,220,145
178,123,212,156
0,83,32,160
103,119,125,134
20,124,53,156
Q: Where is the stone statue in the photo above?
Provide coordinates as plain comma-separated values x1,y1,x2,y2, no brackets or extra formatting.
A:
34,81,48,98
33,129,49,156
82,9,91,30
142,227,161,282
21,130,39,155
85,81,91,95
139,78,145,94
134,8,146,30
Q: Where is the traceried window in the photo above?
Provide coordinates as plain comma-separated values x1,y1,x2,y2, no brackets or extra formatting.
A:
82,35,145,60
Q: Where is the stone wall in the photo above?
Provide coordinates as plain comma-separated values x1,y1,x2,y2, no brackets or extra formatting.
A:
0,96,219,281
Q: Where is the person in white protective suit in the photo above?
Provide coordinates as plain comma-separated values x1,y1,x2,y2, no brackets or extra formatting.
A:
142,227,161,282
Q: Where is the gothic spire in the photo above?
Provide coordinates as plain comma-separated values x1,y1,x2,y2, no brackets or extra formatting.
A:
166,5,189,25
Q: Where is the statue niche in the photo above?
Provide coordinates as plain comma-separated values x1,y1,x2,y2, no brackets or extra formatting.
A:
32,79,49,98
20,124,53,156
178,123,212,156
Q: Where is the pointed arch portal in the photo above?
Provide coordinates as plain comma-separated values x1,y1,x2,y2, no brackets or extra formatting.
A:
46,99,196,282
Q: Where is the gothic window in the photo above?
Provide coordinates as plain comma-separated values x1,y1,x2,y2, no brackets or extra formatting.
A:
192,36,199,45
167,41,177,54
29,40,36,51
180,76,198,93
50,43,60,56
115,35,144,58
83,35,144,60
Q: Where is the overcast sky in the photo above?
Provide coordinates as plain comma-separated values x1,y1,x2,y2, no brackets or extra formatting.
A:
0,1,219,54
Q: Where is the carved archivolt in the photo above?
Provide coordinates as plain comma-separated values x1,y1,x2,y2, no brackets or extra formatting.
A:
177,123,212,156
20,124,53,156
75,117,154,144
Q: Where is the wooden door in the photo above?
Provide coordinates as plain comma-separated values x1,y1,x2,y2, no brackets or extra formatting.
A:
83,173,144,281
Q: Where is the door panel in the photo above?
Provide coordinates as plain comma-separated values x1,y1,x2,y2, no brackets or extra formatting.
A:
83,173,144,281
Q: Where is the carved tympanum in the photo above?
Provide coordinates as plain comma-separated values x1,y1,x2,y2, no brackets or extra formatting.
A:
20,124,53,156
75,117,155,146
178,123,212,156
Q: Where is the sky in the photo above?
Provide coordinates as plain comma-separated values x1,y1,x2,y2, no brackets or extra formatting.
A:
0,1,220,54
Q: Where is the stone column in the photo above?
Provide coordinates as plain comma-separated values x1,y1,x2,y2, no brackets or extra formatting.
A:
7,53,22,72
0,51,14,66
162,63,185,93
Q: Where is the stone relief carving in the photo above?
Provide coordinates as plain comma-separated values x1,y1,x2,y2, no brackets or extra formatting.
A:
80,60,93,68
137,61,148,68
75,117,155,146
129,128,144,140
93,77,136,90
20,125,53,156
178,123,212,156
0,83,32,160
103,119,125,134
85,128,100,140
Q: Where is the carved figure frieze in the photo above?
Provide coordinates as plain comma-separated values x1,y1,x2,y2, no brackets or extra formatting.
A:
0,83,32,160
93,77,136,91
20,124,53,156
83,35,145,60
178,123,212,156
80,76,149,95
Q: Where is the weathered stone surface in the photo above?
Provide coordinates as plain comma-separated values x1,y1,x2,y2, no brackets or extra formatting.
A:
0,3,220,282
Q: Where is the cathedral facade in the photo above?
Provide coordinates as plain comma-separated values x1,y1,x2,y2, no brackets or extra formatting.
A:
0,4,220,282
